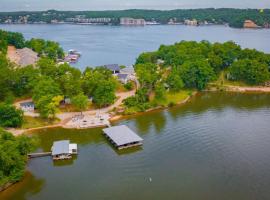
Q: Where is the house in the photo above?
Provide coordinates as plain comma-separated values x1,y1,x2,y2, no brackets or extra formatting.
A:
184,19,198,26
104,64,120,74
243,20,260,28
51,140,78,160
8,46,39,67
117,73,129,84
120,18,146,26
103,125,143,149
20,101,35,112
120,66,135,75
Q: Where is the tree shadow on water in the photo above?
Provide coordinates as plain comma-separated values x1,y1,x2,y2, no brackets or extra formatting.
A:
0,171,45,200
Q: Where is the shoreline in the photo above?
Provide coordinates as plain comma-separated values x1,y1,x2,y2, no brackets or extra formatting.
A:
6,86,270,136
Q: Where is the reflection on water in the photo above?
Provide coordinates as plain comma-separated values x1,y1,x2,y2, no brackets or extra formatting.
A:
2,92,270,200
0,171,44,200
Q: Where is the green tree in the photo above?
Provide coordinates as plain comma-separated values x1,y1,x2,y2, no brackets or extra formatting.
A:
93,80,116,107
229,59,270,85
179,60,216,90
0,104,23,128
0,129,37,186
155,83,166,100
135,63,160,89
71,93,89,115
166,71,184,91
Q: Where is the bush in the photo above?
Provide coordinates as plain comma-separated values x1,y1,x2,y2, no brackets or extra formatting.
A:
0,104,23,128
124,82,133,91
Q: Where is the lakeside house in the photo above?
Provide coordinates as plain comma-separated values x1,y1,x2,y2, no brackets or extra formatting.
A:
117,73,129,84
104,64,120,74
120,66,135,75
51,140,78,160
184,19,198,26
120,18,146,26
103,125,143,149
243,20,260,28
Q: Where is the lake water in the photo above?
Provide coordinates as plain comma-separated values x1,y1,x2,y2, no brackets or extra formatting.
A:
1,92,270,200
1,25,270,200
0,24,270,70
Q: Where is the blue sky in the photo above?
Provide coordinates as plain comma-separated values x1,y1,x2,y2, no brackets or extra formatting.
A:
0,0,269,11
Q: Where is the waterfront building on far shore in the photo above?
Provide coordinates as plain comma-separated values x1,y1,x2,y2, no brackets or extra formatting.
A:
184,19,198,26
120,18,146,26
243,20,260,28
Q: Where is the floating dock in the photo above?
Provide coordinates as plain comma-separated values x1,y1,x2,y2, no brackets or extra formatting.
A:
103,125,143,150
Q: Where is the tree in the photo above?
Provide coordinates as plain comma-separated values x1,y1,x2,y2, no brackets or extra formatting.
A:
179,60,216,90
166,71,184,91
0,104,23,128
135,63,160,89
155,83,166,100
32,77,62,118
32,77,61,102
71,93,89,115
36,95,63,119
229,59,270,85
93,80,116,107
0,129,37,186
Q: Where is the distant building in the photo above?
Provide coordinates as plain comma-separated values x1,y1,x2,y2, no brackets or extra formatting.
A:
120,18,146,26
65,17,111,24
184,19,198,26
264,23,270,28
104,64,120,74
243,20,260,28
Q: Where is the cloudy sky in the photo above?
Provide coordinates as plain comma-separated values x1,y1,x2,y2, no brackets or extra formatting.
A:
0,0,269,11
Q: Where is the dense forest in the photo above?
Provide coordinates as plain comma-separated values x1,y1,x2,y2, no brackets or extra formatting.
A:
123,40,270,113
0,8,270,28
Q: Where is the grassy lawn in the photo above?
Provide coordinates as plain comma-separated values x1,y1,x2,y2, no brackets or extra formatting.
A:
22,116,60,129
152,90,191,107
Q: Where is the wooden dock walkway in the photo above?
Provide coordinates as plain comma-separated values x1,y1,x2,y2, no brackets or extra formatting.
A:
28,152,51,158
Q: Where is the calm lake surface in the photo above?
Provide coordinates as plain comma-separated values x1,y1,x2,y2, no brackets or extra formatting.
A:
1,25,270,200
0,24,270,70
1,92,270,200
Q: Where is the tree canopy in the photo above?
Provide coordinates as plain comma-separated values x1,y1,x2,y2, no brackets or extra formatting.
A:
0,129,37,186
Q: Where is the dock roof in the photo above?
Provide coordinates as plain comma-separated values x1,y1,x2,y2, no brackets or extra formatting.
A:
52,140,70,156
103,125,143,147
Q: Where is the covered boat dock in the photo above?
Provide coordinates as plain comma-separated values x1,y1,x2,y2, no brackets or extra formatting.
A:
103,125,143,149
51,140,78,160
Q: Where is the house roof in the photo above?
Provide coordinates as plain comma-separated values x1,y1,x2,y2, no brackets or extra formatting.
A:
120,66,135,74
16,48,39,66
20,101,35,107
117,73,128,80
104,64,120,71
52,140,70,156
103,125,143,146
